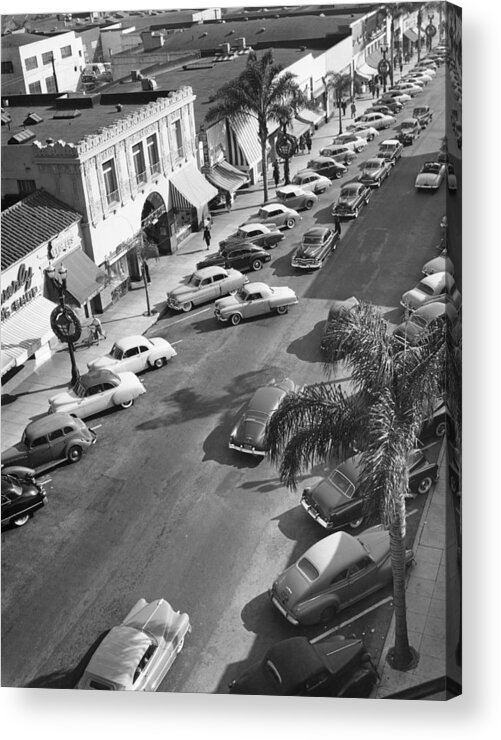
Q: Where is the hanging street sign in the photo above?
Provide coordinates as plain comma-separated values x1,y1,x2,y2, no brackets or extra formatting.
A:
275,132,297,159
50,305,82,343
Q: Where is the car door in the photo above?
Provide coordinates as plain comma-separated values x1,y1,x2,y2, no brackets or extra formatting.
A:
228,248,247,271
27,433,52,467
244,291,266,318
267,207,283,226
334,556,380,608
82,382,106,416
196,275,216,304
47,427,68,462
119,346,143,374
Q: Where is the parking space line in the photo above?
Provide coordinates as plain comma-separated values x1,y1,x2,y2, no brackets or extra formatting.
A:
311,595,393,643
170,307,211,325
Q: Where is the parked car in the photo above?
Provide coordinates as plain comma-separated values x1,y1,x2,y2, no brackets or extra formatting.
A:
272,185,319,211
318,144,357,165
48,368,146,419
306,156,347,180
228,635,378,697
301,449,438,530
392,82,423,97
422,251,455,276
349,124,379,141
354,112,396,130
291,226,340,269
219,223,285,250
358,157,392,187
166,266,248,312
404,72,432,84
331,132,367,153
1,414,96,472
320,297,360,355
229,377,298,456
393,301,459,346
214,282,298,326
374,98,404,114
415,161,447,190
447,163,458,192
77,599,190,691
398,118,422,145
243,203,302,230
197,242,271,273
269,524,414,625
291,170,333,194
377,139,403,165
88,335,176,374
1,468,48,529
412,105,433,127
400,272,462,313
420,400,453,441
380,91,411,105
364,103,399,116
332,182,371,219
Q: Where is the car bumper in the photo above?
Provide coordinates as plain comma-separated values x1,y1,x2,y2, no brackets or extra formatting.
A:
291,258,322,269
269,593,299,625
214,309,230,322
300,498,330,528
229,441,266,456
166,299,185,311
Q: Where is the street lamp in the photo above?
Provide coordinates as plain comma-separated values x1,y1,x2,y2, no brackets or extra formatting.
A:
47,263,80,385
381,45,389,93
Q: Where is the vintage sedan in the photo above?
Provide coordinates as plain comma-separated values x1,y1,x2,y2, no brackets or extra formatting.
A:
88,335,176,374
412,105,433,127
358,157,392,187
377,139,403,165
243,203,302,230
392,82,423,97
331,132,367,153
400,272,462,313
404,72,432,84
381,91,412,105
166,266,248,312
1,414,96,471
301,449,438,530
447,163,458,192
229,377,298,456
219,223,285,250
363,103,399,116
197,243,271,273
1,468,48,529
291,226,339,269
291,170,332,194
374,98,403,114
349,123,379,141
354,112,396,130
393,301,459,346
77,598,190,691
422,251,455,276
415,161,447,190
306,156,347,180
214,282,298,326
332,182,371,219
228,635,378,697
272,185,319,211
317,144,357,165
269,525,414,625
48,368,146,419
398,118,422,145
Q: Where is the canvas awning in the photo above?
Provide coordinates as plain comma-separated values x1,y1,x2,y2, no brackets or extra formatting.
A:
296,107,324,127
54,249,107,306
205,160,249,193
366,49,384,70
1,295,56,375
356,61,376,79
229,115,262,166
170,161,218,219
404,28,419,43
288,118,311,140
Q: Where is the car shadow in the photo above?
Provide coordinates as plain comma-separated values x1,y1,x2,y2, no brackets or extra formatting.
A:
268,251,299,278
201,417,263,469
240,591,296,638
285,321,325,363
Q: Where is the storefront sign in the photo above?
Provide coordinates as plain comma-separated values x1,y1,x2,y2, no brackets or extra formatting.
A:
1,263,39,321
49,232,79,260
1,286,39,321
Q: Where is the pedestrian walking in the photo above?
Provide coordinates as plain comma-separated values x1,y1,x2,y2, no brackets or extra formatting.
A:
90,315,106,342
305,132,312,154
272,160,280,188
375,84,380,97
369,81,375,98
203,213,212,230
203,224,211,250
333,214,342,237
225,191,233,211
350,100,357,119
298,135,305,154
341,98,347,116
399,58,403,74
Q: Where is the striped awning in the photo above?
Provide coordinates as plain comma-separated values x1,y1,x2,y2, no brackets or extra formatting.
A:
287,118,311,140
404,28,419,42
53,249,107,306
229,115,262,166
205,160,249,193
296,107,324,127
170,161,218,217
1,295,56,376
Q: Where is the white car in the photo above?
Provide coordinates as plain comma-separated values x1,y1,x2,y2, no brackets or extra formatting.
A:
48,368,146,418
214,282,298,325
415,161,447,190
88,335,177,374
400,272,462,313
381,91,412,105
331,132,367,153
404,72,432,84
77,599,190,691
392,82,423,97
422,251,455,277
291,171,332,194
243,203,302,230
354,112,396,130
349,124,379,142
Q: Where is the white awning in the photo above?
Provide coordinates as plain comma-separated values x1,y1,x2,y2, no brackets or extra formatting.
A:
356,62,376,79
287,118,311,140
170,161,218,218
1,295,56,376
296,107,325,127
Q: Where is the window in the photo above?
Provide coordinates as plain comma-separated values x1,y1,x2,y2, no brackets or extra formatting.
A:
102,159,119,206
146,134,160,176
171,119,184,159
1,60,14,74
17,180,36,195
60,45,72,59
45,75,57,93
30,436,47,448
124,348,140,358
42,51,53,65
25,55,38,71
28,81,42,94
132,142,147,185
48,429,64,441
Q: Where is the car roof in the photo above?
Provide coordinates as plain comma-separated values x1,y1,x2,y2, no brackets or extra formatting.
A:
420,271,449,289
259,203,286,212
114,335,151,350
276,185,303,194
80,368,118,388
25,412,83,437
308,156,336,165
250,384,287,413
304,226,330,237
194,265,229,278
402,118,419,124
302,530,366,576
245,281,270,294
380,139,400,146
239,223,268,233
83,625,151,689
413,303,449,321
335,455,362,484
365,157,386,165
265,637,324,692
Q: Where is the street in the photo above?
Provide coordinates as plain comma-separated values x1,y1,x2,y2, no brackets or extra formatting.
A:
1,66,448,692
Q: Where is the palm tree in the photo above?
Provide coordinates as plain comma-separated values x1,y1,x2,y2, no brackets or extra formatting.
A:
206,50,310,203
265,302,459,670
417,5,424,62
323,72,352,135
382,3,408,88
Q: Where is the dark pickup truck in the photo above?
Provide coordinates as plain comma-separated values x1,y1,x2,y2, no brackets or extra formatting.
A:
413,105,433,127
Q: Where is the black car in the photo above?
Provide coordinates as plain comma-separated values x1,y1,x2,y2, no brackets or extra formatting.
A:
291,226,339,269
1,468,47,529
196,242,271,272
332,182,371,219
320,297,360,355
228,636,378,697
374,98,403,114
306,156,347,180
413,105,433,127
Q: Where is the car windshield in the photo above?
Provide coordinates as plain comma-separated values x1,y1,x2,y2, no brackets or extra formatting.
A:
236,228,248,237
297,557,320,581
109,344,123,360
380,145,392,153
235,287,249,300
365,161,380,170
410,314,428,329
188,274,202,288
342,186,359,197
416,282,435,296
257,208,269,218
402,122,415,129
422,163,440,174
328,469,356,499
303,234,323,245
72,380,87,398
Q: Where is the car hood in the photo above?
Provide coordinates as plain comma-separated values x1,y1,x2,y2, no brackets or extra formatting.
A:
168,284,200,301
309,477,347,515
401,289,428,310
124,598,186,641
49,388,78,408
361,167,382,178
215,293,244,311
1,442,28,466
295,243,326,259
337,194,359,206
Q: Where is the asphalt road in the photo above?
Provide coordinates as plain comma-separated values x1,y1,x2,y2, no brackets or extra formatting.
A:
1,66,449,692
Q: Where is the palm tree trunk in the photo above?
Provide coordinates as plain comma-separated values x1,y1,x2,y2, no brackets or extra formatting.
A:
260,136,269,203
389,20,395,88
417,9,422,62
386,494,418,670
337,92,343,135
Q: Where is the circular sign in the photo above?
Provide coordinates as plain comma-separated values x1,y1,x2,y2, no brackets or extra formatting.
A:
50,305,82,343
378,60,390,76
426,24,437,37
275,132,297,159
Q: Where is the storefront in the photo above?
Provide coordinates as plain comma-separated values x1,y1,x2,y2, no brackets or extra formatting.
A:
169,161,218,246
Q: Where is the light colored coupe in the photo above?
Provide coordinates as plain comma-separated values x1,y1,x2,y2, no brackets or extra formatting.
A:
166,266,248,312
272,185,319,211
291,170,332,194
392,82,423,96
354,112,396,130
88,335,176,374
348,124,379,142
400,271,462,313
422,251,454,276
415,161,446,190
219,223,285,250
214,282,298,325
48,368,146,418
331,132,367,153
77,598,190,691
393,301,460,346
243,203,302,229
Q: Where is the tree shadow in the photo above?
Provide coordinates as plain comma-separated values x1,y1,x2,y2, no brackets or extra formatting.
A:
286,321,325,363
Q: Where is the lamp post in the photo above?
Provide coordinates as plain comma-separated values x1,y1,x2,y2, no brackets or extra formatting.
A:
379,46,390,93
47,263,80,385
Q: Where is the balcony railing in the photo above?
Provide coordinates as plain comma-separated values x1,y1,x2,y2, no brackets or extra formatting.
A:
135,170,148,186
106,188,120,207
148,161,162,177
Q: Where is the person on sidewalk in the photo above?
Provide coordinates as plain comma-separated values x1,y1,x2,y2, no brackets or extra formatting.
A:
203,224,211,250
298,135,305,154
341,98,347,116
225,191,233,211
305,132,312,154
90,315,106,343
375,83,380,97
272,160,280,188
350,100,357,119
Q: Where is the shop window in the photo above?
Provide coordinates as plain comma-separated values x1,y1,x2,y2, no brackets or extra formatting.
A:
25,56,38,71
132,142,147,186
42,51,53,65
102,159,120,206
28,81,42,94
60,45,72,59
147,134,161,176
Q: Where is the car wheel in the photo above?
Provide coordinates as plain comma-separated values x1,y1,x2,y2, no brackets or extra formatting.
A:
181,301,193,312
276,305,288,315
251,259,263,271
348,517,365,529
356,146,364,153
417,476,434,495
368,134,375,142
305,200,314,210
435,420,447,438
67,445,83,463
334,170,343,179
13,514,30,527
320,605,338,623
286,217,296,229
154,357,166,369
449,472,459,495
230,313,241,326
267,241,278,249
120,399,134,409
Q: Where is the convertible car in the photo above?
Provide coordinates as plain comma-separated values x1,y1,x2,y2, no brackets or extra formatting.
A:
415,161,446,190
219,223,285,250
291,226,339,269
88,335,176,374
270,525,414,625
332,182,371,218
214,282,298,326
48,368,146,418
77,598,190,691
393,301,459,346
229,377,298,456
1,468,48,529
167,266,248,312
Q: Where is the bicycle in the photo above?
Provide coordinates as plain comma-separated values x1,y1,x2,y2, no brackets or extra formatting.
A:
79,324,106,348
